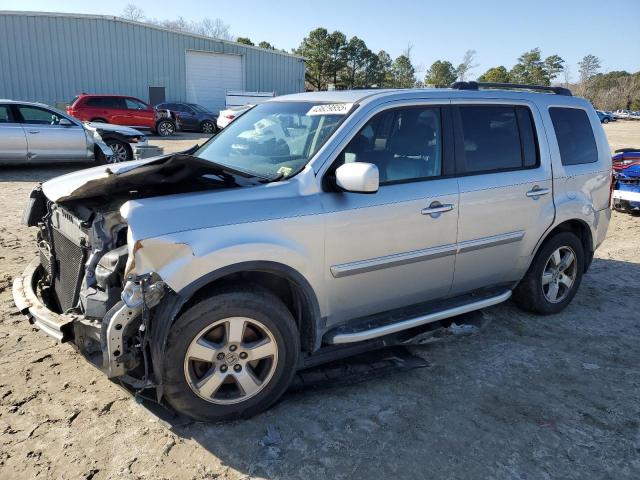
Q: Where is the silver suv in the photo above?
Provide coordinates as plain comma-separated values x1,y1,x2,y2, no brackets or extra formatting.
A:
13,83,612,421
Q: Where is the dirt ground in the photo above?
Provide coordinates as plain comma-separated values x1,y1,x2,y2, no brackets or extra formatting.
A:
0,123,639,480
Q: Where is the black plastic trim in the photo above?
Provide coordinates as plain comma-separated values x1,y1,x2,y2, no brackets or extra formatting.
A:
451,81,572,96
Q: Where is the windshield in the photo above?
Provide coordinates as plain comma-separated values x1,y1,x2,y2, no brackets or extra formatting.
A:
195,102,352,179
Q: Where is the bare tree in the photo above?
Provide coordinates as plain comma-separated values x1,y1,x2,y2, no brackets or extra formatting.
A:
121,3,145,22
562,66,572,88
456,49,478,81
196,18,233,41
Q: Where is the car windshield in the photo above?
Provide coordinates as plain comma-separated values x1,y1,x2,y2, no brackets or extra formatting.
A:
195,101,352,179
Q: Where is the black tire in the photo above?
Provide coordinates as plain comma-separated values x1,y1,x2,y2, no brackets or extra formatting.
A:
105,139,132,163
155,119,175,137
90,118,108,124
513,231,585,315
162,286,300,422
201,120,216,134
603,118,609,124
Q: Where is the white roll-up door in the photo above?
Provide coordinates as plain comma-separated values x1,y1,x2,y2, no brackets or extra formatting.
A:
185,51,243,113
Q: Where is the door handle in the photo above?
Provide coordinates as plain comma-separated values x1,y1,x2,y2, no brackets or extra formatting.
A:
421,202,454,217
526,187,550,198
28,130,40,134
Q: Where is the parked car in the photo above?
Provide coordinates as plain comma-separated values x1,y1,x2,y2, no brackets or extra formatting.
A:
13,82,612,422
0,100,115,164
217,104,252,129
614,109,633,119
88,122,148,163
612,148,640,213
596,110,615,123
67,94,176,136
156,102,218,134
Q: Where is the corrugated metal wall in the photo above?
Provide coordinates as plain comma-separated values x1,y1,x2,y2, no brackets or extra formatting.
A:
0,11,305,106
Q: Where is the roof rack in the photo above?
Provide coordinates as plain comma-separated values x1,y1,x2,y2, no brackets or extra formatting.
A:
451,81,572,96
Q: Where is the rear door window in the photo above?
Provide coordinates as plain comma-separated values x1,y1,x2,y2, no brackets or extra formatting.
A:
455,105,539,174
549,107,598,165
125,98,148,110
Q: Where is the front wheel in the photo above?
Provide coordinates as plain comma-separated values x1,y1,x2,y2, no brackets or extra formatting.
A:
155,119,176,137
162,286,300,422
105,140,131,163
513,232,585,315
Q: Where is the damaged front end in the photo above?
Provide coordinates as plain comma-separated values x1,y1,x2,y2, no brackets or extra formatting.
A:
13,184,168,388
12,154,247,390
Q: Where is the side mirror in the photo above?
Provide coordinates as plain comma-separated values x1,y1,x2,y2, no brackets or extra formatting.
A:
58,118,74,127
335,162,379,193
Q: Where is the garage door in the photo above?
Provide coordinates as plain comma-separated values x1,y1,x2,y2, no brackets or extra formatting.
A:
185,51,243,114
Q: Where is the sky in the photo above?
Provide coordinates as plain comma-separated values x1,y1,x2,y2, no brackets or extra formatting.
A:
1,0,638,80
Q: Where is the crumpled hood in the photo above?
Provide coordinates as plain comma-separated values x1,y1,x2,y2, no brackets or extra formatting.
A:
41,153,229,203
86,122,145,137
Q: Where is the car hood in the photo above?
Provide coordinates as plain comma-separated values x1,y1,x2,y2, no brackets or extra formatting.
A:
41,153,235,203
86,122,145,136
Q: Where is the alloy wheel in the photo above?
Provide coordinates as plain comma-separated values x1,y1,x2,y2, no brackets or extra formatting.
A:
184,317,278,405
158,121,175,136
107,142,129,163
202,121,214,134
541,246,577,303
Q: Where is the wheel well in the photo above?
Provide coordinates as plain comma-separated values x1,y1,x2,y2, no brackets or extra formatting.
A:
539,220,594,272
179,270,318,352
90,117,107,123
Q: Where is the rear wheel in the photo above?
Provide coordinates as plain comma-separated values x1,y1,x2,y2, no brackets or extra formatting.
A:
156,119,176,136
603,118,610,124
162,287,300,421
513,232,585,314
201,120,216,134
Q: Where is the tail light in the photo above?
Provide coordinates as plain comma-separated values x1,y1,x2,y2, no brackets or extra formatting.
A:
224,114,235,120
609,168,614,207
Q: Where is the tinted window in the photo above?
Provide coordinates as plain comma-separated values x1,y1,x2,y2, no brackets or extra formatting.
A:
17,106,62,125
339,106,442,185
0,106,10,123
549,107,598,165
125,98,148,110
85,97,123,108
173,103,193,113
458,106,539,173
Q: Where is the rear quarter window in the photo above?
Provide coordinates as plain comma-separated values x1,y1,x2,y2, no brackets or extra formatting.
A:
549,107,598,165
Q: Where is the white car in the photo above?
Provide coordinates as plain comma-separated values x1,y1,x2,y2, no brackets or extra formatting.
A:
217,104,253,129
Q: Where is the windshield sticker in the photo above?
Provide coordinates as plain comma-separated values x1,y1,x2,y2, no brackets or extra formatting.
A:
306,103,354,116
277,166,293,177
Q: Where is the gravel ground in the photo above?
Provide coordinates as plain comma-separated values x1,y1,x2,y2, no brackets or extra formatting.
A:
0,124,638,479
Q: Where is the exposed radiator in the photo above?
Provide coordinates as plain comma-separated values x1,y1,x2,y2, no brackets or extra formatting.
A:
51,228,86,312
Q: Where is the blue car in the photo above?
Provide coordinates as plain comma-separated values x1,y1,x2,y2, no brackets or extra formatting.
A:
596,110,615,124
155,102,219,134
613,148,640,213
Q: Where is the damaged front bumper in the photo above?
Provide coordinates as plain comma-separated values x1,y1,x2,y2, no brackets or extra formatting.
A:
13,257,167,380
12,257,77,342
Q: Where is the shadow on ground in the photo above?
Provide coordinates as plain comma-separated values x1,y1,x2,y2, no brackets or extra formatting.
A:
122,257,640,478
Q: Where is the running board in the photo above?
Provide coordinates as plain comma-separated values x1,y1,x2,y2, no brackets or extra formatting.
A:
325,290,512,345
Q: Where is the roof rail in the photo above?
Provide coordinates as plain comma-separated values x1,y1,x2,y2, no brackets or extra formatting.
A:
451,81,572,96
